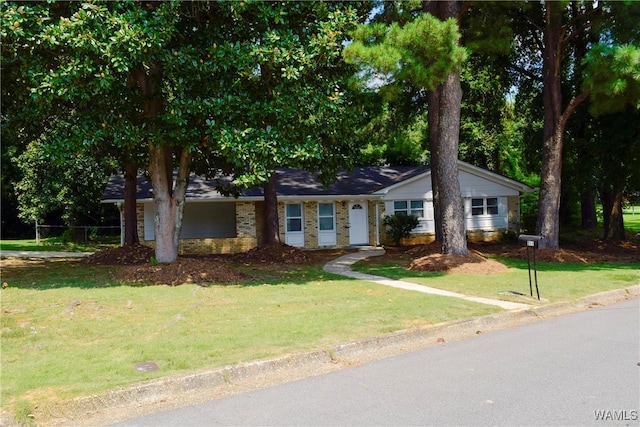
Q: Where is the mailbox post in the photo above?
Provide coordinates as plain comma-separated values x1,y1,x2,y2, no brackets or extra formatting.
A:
518,234,543,300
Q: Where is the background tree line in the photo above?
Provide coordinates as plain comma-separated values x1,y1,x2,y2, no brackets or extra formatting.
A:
1,0,638,262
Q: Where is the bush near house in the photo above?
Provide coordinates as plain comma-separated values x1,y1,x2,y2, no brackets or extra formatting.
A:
384,214,420,245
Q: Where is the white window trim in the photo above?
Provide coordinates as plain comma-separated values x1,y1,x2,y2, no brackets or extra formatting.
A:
392,200,425,219
470,197,500,216
317,202,336,232
285,203,303,232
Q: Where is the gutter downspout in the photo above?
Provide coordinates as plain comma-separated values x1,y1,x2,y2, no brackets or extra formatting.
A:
375,202,380,247
117,202,125,247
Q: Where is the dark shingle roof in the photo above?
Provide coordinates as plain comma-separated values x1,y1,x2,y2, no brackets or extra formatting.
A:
102,166,430,201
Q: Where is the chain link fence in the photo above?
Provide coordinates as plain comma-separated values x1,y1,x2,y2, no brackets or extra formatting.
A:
35,224,120,244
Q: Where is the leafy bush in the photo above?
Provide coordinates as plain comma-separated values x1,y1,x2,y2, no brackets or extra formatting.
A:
384,214,419,245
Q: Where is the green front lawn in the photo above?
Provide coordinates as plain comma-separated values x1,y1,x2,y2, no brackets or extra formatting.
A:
353,254,639,304
0,258,498,417
0,237,118,253
623,207,640,234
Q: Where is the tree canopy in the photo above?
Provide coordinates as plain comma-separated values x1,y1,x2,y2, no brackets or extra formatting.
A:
2,0,639,253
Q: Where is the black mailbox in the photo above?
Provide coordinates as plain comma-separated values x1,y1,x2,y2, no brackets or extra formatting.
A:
518,234,543,300
518,234,544,248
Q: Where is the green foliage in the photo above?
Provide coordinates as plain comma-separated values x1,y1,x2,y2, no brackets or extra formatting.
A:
208,2,368,186
383,214,420,245
14,137,116,225
357,105,428,166
583,43,640,115
344,13,468,91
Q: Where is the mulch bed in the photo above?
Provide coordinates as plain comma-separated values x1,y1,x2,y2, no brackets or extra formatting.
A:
406,243,509,275
109,257,245,285
81,239,639,284
237,242,311,264
469,240,640,264
82,245,155,265
84,242,316,285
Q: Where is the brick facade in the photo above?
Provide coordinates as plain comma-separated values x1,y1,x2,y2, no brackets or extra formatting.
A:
137,202,258,255
507,195,520,234
137,195,522,254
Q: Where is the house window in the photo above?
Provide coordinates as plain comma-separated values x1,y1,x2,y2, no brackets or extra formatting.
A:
318,203,335,231
393,200,424,218
471,197,499,216
286,204,302,232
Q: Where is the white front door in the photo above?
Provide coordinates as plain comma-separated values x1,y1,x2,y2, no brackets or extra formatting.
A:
348,202,369,245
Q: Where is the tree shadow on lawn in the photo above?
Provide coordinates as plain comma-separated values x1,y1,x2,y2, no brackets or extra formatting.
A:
495,256,640,273
0,258,351,290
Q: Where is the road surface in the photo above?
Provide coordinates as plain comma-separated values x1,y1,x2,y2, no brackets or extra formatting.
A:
115,298,639,426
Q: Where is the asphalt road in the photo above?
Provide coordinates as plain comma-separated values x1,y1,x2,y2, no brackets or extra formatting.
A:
115,298,640,426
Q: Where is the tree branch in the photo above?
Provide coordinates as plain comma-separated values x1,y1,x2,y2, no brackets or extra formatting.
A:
560,4,602,50
559,89,591,131
508,64,543,83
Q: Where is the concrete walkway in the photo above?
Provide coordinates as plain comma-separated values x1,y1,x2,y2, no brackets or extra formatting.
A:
0,250,94,259
324,248,530,310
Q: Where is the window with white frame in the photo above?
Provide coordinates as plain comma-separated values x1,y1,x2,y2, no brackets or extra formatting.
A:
471,197,499,216
318,203,335,231
285,204,303,232
393,200,424,218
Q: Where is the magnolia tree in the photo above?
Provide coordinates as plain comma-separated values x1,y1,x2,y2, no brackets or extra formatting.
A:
2,1,371,261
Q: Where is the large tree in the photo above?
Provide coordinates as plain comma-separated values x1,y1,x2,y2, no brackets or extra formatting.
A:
344,3,469,255
2,1,372,260
1,2,236,261
209,2,368,246
509,1,640,249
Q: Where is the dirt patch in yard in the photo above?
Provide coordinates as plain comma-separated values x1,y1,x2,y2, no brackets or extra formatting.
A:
82,243,353,285
82,244,155,265
109,256,245,285
470,240,640,264
386,239,639,275
51,239,640,284
405,243,509,275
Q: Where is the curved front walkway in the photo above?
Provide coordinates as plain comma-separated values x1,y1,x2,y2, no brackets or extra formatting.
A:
324,248,530,311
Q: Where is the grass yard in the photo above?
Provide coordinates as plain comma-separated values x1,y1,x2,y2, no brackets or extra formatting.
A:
624,207,640,234
353,254,639,304
0,258,499,416
0,237,118,253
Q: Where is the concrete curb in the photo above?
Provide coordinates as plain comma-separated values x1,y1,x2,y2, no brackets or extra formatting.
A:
7,285,636,427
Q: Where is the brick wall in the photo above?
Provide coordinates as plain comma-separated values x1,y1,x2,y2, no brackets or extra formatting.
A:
335,202,350,247
137,201,259,255
178,237,257,254
303,202,318,248
236,201,257,238
507,195,520,233
136,203,145,241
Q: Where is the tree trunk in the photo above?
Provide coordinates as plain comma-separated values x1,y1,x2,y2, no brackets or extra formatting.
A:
436,72,467,255
424,0,466,255
536,2,563,250
263,172,281,246
123,161,139,246
580,187,597,229
427,88,443,242
602,188,626,241
148,145,192,263
132,61,193,262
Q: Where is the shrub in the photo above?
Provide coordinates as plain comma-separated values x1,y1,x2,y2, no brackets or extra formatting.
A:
384,214,419,245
